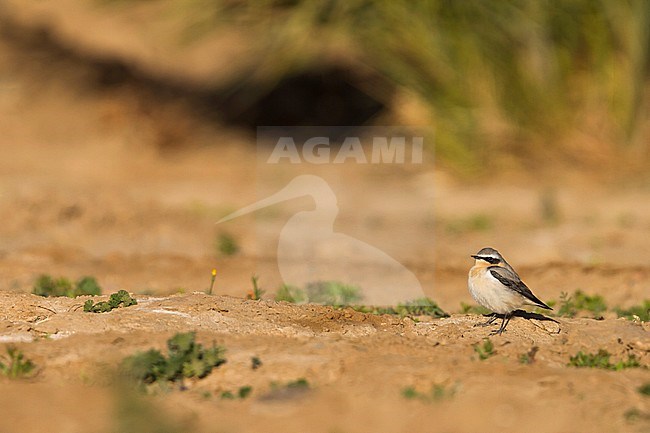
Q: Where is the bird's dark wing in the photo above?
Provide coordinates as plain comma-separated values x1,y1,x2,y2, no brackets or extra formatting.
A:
489,266,552,310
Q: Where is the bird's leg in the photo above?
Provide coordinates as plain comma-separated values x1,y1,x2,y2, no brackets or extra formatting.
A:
474,313,498,327
490,312,512,336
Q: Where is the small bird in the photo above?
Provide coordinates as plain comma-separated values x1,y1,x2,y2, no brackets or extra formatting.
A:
468,247,551,335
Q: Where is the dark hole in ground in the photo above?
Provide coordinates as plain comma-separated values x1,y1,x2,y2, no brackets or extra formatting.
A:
0,12,390,145
219,67,388,129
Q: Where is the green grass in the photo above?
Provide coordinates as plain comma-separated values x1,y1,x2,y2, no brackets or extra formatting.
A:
568,349,642,370
268,378,310,392
286,378,310,389
0,346,36,379
220,386,253,400
543,292,649,322
275,281,447,318
390,298,449,317
99,0,650,171
401,386,419,399
275,284,307,303
32,274,101,298
121,332,226,387
474,339,495,360
216,232,239,256
401,384,456,402
263,378,311,400
246,275,265,300
615,300,650,322
556,290,607,318
624,408,650,423
639,383,650,396
274,281,362,306
84,290,137,313
353,297,449,319
305,281,363,305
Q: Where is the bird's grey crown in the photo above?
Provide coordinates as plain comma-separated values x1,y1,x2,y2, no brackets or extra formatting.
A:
474,247,502,259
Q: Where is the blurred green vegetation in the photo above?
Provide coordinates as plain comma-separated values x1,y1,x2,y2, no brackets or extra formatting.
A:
102,0,650,171
32,275,102,298
556,290,607,318
0,346,36,379
568,349,642,370
216,232,239,256
352,297,449,318
615,299,650,322
121,332,226,387
305,281,363,305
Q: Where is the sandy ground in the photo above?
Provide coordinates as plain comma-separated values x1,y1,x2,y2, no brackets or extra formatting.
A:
0,2,649,432
0,293,648,433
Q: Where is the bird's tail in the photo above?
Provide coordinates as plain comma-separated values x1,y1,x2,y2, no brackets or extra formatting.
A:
527,295,552,310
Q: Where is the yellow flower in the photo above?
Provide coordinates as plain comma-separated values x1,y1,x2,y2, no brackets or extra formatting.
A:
211,269,217,277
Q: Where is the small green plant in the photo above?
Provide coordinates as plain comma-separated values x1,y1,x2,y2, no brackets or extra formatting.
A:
238,385,253,398
251,356,262,370
275,284,307,303
246,275,265,300
220,390,235,399
556,290,607,318
220,386,253,400
615,300,650,322
0,346,36,379
391,298,449,318
264,378,311,400
121,332,226,386
32,274,101,298
519,346,539,365
206,268,217,295
286,378,309,389
76,276,102,295
84,290,137,313
401,384,456,402
639,383,650,396
401,386,419,399
33,275,72,297
568,349,642,370
624,408,650,423
248,275,262,300
474,339,495,360
216,233,239,256
305,281,363,305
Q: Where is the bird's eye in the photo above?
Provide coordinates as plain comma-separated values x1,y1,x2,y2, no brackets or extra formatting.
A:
483,257,500,264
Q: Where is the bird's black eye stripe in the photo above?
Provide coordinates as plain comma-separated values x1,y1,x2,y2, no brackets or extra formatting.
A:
480,256,500,264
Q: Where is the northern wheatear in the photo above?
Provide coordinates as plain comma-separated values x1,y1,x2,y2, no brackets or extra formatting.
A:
468,247,551,335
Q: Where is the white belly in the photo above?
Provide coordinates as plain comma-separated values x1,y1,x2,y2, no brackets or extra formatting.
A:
468,268,524,314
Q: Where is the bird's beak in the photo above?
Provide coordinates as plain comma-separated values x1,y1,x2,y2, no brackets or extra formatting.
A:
216,178,311,224
471,255,480,259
